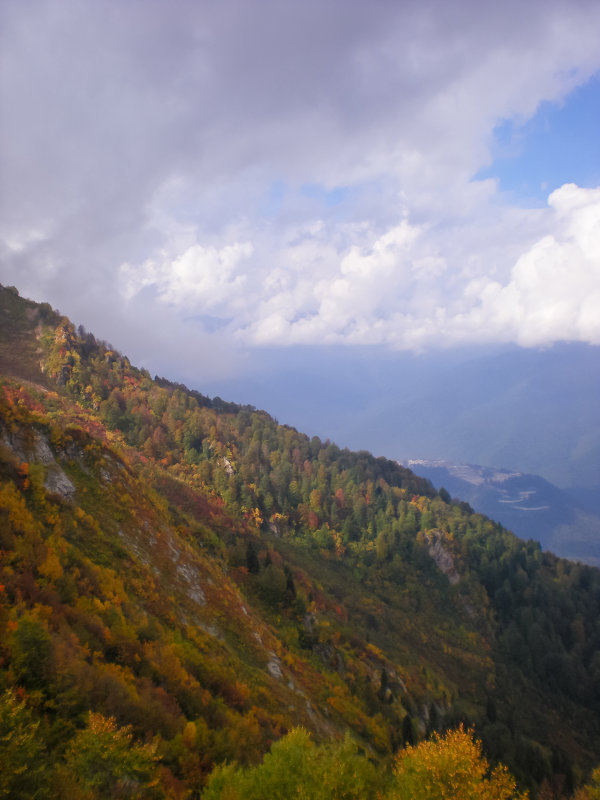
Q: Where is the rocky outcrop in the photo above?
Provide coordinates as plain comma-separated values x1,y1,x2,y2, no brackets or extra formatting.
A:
424,530,459,585
1,425,75,501
43,465,76,500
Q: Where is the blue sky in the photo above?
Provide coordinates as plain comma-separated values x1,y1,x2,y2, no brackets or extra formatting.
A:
479,75,600,205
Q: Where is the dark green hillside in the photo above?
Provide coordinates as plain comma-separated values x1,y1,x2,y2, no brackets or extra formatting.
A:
0,284,599,798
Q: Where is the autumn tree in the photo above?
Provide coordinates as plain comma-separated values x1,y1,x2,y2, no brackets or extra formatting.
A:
10,616,53,692
61,712,163,799
203,727,379,799
0,690,49,799
574,767,600,800
387,725,528,800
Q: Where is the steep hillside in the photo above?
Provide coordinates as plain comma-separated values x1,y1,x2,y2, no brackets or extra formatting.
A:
1,285,599,797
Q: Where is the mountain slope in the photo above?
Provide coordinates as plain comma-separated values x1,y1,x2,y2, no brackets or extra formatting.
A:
1,284,599,796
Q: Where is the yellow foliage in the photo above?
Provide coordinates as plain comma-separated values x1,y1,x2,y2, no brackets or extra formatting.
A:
249,507,263,527
389,725,528,800
365,642,384,660
182,721,197,749
574,767,600,800
38,547,63,582
0,481,37,536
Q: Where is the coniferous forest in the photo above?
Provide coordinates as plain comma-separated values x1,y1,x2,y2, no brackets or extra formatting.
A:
1,283,600,798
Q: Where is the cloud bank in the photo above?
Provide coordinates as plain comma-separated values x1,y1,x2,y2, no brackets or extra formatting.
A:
121,183,600,351
1,0,600,376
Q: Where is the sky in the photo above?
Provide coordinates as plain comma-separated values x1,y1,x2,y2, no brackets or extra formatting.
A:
1,0,600,405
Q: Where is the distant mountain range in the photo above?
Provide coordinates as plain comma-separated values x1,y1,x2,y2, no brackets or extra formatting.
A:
406,460,600,566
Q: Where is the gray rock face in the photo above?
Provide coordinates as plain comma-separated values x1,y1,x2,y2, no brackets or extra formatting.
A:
34,434,55,465
44,466,76,500
176,561,206,605
425,530,459,585
267,653,283,680
1,424,76,501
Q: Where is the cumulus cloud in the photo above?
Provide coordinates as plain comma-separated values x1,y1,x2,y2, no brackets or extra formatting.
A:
122,241,253,311
1,0,600,376
465,184,600,346
119,183,599,352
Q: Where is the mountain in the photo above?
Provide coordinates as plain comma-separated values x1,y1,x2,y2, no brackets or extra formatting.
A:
1,283,600,797
406,460,600,567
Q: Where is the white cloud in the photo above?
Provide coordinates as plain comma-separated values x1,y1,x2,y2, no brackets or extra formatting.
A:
2,0,600,376
122,182,599,351
466,184,600,346
161,241,253,309
121,240,253,314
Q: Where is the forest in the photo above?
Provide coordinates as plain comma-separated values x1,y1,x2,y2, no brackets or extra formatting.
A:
1,283,600,799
